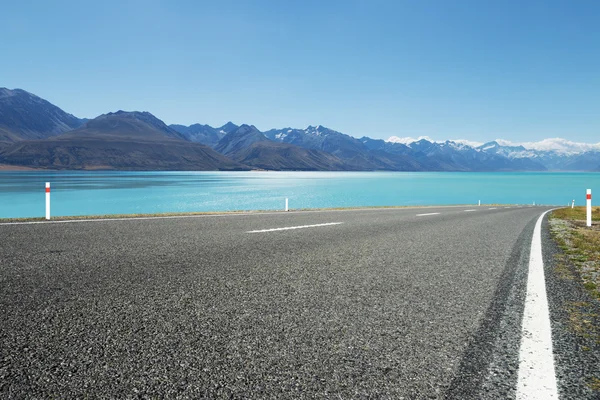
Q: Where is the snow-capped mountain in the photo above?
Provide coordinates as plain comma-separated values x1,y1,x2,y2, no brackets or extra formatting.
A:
264,125,405,170
390,136,600,153
386,136,600,171
388,135,484,148
476,140,600,171
496,138,600,155
1,87,597,172
265,126,545,171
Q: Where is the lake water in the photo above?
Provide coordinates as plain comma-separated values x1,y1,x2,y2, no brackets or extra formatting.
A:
0,171,598,218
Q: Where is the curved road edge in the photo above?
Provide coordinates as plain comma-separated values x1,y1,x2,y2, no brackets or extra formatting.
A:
450,209,600,400
543,212,600,399
445,210,540,399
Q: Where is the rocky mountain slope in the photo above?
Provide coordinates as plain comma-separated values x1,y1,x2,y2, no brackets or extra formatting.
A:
1,87,598,171
170,122,238,147
0,88,85,143
0,111,246,171
215,125,349,171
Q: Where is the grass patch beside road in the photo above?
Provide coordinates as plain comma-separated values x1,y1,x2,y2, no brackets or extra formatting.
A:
551,207,600,300
553,206,600,223
550,207,600,392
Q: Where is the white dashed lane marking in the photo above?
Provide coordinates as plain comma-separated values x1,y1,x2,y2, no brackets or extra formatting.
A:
247,222,343,233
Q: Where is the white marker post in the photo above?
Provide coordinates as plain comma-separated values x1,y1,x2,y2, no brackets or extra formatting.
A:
572,200,575,209
45,182,51,220
587,189,592,227
478,200,481,206
285,198,289,212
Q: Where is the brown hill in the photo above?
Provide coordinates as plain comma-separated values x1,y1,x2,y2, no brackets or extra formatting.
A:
232,141,349,171
0,111,248,171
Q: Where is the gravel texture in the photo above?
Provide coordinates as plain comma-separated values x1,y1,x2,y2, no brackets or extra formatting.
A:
445,215,537,400
545,217,600,399
0,206,556,398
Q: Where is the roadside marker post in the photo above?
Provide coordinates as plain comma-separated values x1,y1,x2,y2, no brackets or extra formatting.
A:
285,198,289,212
45,182,51,220
478,200,481,206
572,200,575,209
587,189,592,227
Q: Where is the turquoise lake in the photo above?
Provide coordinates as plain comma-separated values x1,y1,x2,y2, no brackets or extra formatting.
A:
0,171,598,218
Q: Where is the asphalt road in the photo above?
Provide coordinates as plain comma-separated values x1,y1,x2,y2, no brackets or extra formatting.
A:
0,206,558,399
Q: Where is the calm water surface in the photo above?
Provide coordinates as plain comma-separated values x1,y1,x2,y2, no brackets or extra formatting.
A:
0,171,598,218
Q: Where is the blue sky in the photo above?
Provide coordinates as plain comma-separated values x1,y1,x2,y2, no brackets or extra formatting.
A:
2,0,598,142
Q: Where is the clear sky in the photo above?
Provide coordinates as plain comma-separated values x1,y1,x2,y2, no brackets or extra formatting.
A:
2,0,599,142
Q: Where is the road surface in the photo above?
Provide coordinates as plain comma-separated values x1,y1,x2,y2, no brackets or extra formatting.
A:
0,206,567,398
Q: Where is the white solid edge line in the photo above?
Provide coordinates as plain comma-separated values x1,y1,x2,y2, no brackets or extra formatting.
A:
247,222,343,233
416,212,441,216
516,209,558,399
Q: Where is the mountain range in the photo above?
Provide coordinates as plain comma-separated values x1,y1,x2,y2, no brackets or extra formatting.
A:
1,88,599,172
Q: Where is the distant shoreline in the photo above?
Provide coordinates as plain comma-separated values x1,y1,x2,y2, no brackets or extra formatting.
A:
0,164,43,171
0,166,596,173
0,204,548,223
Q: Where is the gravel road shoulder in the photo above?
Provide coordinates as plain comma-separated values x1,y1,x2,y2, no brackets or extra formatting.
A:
546,212,600,399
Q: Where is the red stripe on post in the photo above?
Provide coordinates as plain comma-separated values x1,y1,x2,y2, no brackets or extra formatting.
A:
587,194,592,200
45,187,50,193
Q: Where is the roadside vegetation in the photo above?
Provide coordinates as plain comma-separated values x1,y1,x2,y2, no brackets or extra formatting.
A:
551,206,600,301
550,206,600,392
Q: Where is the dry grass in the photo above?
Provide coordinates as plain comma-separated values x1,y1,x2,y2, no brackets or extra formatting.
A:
552,206,600,222
550,208,600,301
589,377,600,391
565,301,599,342
550,208,600,386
